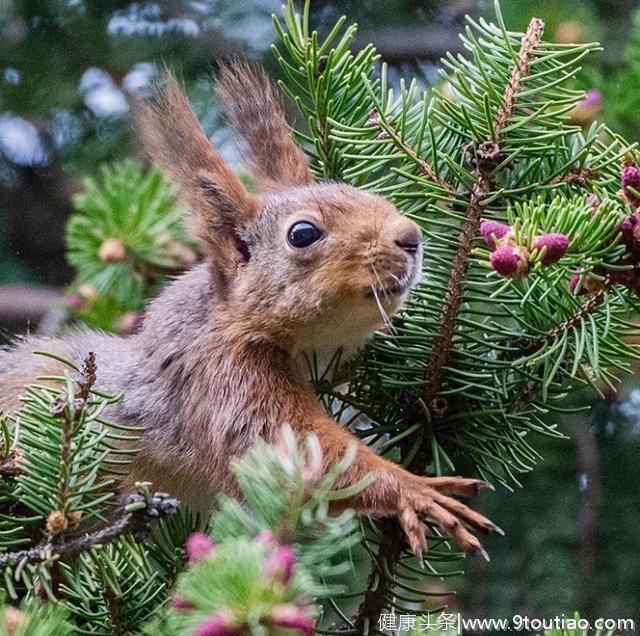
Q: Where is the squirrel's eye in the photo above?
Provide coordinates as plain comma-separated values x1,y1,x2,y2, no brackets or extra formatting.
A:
287,221,324,248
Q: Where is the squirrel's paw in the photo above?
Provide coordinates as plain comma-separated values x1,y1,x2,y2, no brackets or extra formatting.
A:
396,476,502,559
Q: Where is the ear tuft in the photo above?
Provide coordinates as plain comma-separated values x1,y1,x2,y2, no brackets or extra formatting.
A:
134,71,259,298
216,62,314,190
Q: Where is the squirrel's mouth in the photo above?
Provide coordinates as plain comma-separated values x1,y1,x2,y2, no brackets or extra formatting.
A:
367,273,414,300
367,261,420,301
367,281,409,299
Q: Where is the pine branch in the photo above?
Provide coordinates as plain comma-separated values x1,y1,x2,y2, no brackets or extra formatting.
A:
493,18,544,142
354,519,402,635
549,166,599,187
368,108,453,191
65,161,196,332
0,488,179,570
49,354,98,535
545,288,606,341
423,16,545,409
104,586,124,636
355,17,548,633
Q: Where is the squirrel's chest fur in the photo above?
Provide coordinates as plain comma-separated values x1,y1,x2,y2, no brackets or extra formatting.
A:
109,264,315,510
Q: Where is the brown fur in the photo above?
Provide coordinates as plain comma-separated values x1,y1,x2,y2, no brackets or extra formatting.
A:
0,66,499,556
217,62,314,190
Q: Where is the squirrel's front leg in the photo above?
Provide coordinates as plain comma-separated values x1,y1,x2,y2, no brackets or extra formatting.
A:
301,415,501,558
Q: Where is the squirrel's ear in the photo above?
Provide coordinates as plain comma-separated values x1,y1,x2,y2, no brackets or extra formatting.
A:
216,63,314,190
135,72,260,298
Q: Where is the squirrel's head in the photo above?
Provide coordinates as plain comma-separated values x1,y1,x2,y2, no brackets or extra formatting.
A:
136,66,422,359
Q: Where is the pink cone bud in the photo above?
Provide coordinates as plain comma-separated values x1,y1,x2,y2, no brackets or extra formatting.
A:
193,610,240,636
570,90,602,126
619,214,640,259
622,165,640,208
569,271,606,295
606,258,639,288
569,273,583,295
587,193,600,214
98,237,127,263
262,545,297,585
64,295,86,310
620,215,637,239
78,284,99,300
169,596,193,610
533,233,569,265
582,90,603,109
186,532,215,563
271,604,315,635
255,530,278,548
117,311,144,335
490,246,530,278
480,219,513,250
608,267,637,287
555,20,584,44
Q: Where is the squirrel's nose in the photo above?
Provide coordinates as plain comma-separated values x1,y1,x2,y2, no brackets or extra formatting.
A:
395,223,422,255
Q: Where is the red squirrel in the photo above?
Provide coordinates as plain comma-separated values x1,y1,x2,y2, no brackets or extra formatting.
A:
0,65,500,557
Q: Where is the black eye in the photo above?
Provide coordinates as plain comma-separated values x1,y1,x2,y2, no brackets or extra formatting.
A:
287,221,324,248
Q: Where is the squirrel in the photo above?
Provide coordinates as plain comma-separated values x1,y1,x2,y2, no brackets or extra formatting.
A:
0,64,501,558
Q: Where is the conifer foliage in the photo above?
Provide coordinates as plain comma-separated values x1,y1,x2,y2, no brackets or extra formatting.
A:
65,161,197,333
273,0,639,630
0,357,364,633
1,1,639,634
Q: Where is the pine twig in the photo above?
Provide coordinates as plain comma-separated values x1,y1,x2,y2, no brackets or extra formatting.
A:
356,17,546,633
48,353,98,535
422,16,545,408
104,586,124,636
374,110,453,190
546,289,606,341
0,489,179,570
549,167,599,188
493,18,544,142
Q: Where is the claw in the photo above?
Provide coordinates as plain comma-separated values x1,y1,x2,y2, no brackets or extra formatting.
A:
421,477,491,497
398,497,428,556
476,544,491,562
394,474,502,559
430,491,501,537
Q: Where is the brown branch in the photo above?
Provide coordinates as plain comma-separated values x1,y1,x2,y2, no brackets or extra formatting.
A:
422,16,545,408
421,198,485,405
546,289,606,341
500,288,608,362
0,450,23,477
104,586,124,636
549,167,599,188
493,18,544,142
356,17,546,632
354,519,401,635
47,354,98,535
0,490,179,570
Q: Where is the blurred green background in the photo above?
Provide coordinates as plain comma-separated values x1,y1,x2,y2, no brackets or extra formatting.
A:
0,0,639,628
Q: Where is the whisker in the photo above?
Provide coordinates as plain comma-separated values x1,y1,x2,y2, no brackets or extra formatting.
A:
371,265,390,302
371,284,395,333
370,265,396,335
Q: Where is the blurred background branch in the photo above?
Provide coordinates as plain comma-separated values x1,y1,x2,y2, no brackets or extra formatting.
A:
0,284,60,321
